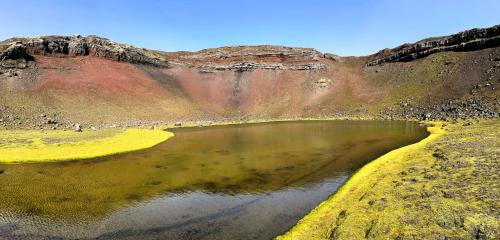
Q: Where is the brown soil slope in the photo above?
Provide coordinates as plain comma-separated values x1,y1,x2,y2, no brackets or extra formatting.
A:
0,25,499,129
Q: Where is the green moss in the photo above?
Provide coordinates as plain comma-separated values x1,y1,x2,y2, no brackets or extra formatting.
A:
384,52,457,104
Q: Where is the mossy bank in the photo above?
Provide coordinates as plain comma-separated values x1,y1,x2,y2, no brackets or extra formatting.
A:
0,128,173,163
278,119,499,240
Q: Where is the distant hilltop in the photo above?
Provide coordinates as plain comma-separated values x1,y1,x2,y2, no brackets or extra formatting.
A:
1,25,499,70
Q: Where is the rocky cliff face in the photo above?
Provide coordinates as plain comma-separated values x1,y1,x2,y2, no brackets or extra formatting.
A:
0,38,338,73
0,35,168,67
367,24,500,66
168,45,337,72
197,62,327,73
180,45,324,61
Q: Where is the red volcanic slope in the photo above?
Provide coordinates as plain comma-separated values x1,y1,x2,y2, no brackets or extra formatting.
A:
0,28,498,128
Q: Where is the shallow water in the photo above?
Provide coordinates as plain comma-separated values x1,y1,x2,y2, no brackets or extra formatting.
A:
0,120,428,239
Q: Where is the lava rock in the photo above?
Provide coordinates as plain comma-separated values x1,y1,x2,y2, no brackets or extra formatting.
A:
46,119,57,124
0,42,31,61
68,37,88,56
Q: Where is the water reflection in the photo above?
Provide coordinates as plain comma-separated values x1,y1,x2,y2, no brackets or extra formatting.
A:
0,120,428,239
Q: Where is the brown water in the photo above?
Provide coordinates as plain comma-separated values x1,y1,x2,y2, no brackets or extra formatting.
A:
0,120,428,240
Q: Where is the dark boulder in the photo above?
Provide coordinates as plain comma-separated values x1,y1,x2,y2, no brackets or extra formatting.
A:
0,42,33,61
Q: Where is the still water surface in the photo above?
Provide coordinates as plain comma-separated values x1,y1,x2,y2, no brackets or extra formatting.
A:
0,120,428,239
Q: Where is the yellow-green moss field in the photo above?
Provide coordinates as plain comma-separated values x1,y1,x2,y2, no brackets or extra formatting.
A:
278,119,499,240
0,128,173,163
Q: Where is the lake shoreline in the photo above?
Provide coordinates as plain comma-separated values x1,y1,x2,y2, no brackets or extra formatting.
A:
278,119,499,239
0,118,415,163
1,118,497,239
0,120,428,239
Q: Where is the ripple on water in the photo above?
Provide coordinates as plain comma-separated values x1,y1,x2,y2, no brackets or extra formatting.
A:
0,120,428,240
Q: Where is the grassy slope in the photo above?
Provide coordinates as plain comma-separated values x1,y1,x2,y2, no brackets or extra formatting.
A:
362,49,499,114
278,119,499,240
0,128,173,163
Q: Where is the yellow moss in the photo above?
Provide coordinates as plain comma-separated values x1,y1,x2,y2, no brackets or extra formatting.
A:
277,122,445,239
0,128,173,163
278,120,500,239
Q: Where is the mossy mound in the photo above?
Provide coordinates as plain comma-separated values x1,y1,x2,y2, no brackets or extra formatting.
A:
0,128,173,163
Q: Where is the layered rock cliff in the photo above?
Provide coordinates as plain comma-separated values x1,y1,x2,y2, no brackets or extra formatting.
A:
367,24,500,66
167,45,338,72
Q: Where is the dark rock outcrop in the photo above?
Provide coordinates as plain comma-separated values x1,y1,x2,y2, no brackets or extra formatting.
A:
367,25,500,66
0,38,335,71
0,42,35,73
200,62,284,72
1,34,341,73
0,42,32,61
199,61,326,73
181,45,324,62
1,35,168,67
176,45,331,72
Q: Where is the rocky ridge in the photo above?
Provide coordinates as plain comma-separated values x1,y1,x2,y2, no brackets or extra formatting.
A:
178,45,334,61
367,24,500,66
198,61,326,73
174,45,337,72
1,38,337,73
0,35,168,67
